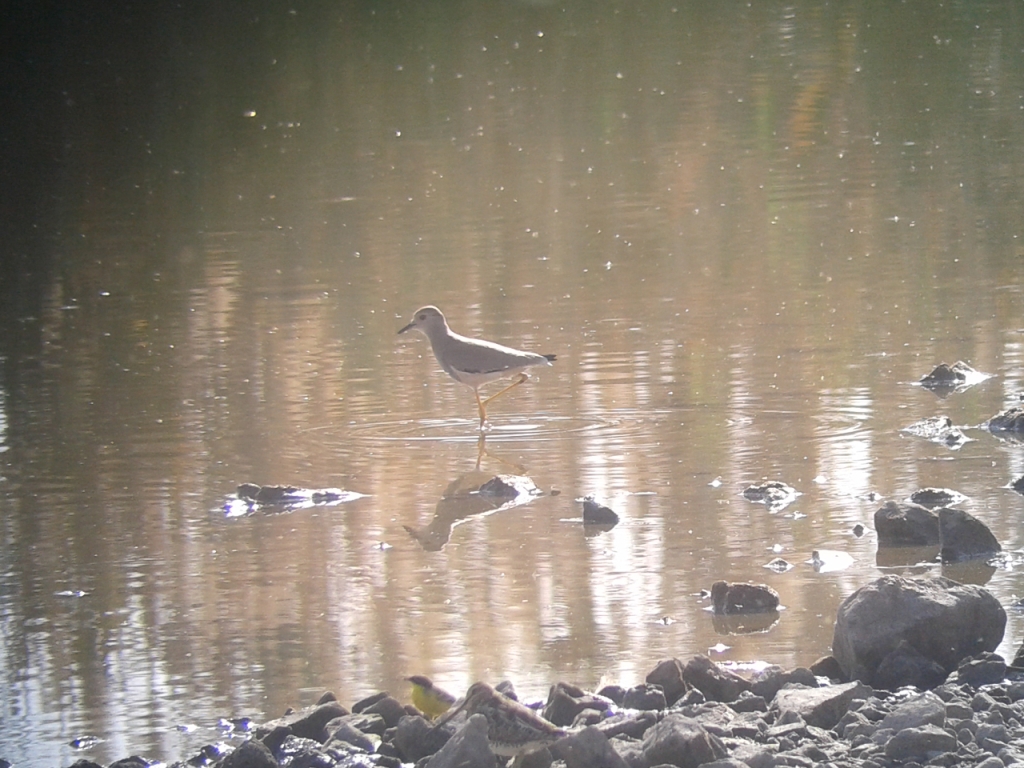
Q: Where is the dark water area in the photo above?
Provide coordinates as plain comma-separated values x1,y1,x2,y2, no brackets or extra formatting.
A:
2,2,1024,765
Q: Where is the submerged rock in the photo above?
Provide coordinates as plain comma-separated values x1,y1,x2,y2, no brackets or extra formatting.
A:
987,406,1024,433
909,487,967,509
762,557,793,573
919,360,986,394
741,482,800,512
938,507,1001,562
874,501,939,547
477,474,540,498
581,497,619,525
920,361,971,386
227,483,366,516
710,581,780,615
808,549,854,573
900,416,970,449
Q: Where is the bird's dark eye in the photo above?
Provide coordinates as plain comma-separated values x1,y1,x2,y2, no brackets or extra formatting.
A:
419,313,427,320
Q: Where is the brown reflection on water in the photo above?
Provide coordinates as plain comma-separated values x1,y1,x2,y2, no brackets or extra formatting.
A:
4,1,1024,766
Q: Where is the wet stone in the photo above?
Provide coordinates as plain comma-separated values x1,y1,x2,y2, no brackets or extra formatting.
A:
988,407,1024,432
909,488,966,509
623,683,668,711
883,724,957,762
582,496,620,525
220,740,278,768
362,695,408,728
645,658,688,705
953,652,1007,687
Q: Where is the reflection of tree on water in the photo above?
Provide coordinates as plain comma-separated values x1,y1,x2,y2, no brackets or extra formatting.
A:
403,434,544,552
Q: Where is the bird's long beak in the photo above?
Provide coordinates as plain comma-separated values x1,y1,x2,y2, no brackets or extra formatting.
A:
398,321,416,335
429,694,469,732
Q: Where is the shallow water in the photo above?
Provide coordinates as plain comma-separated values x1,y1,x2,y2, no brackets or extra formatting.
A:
3,2,1024,765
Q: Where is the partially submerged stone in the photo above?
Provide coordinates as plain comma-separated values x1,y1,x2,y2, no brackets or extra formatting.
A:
919,360,975,387
581,496,619,525
900,416,970,449
921,361,970,386
909,487,967,509
763,557,793,573
938,507,1001,562
987,406,1024,433
710,581,780,614
874,501,939,547
227,483,366,516
741,481,800,512
477,474,540,498
919,360,989,396
808,549,854,573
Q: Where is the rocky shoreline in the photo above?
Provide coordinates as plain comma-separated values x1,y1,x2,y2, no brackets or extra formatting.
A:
64,647,1024,768
61,569,1024,768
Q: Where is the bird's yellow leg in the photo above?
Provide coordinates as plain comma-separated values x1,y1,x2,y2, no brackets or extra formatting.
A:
482,373,529,407
474,389,488,428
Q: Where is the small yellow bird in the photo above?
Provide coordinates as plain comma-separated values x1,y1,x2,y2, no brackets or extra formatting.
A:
406,675,457,720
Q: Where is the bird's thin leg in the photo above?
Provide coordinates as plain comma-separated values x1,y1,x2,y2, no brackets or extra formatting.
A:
474,388,488,428
481,373,529,407
476,433,486,470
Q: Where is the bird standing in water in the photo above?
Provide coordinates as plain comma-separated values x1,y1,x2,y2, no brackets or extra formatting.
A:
398,306,556,428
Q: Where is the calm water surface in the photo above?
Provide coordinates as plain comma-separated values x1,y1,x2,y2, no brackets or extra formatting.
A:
3,2,1024,765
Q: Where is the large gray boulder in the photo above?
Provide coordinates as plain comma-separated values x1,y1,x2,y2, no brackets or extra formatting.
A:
832,575,1005,689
